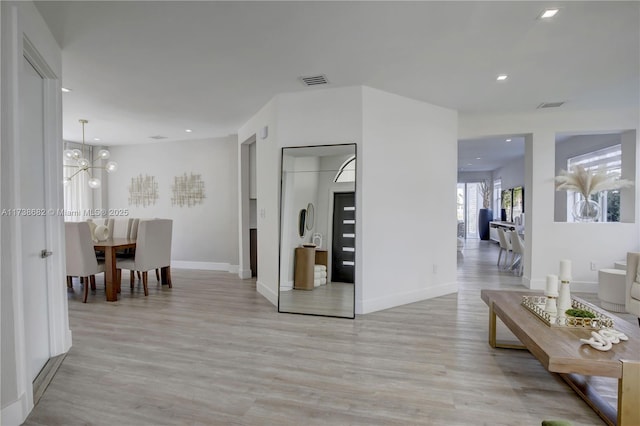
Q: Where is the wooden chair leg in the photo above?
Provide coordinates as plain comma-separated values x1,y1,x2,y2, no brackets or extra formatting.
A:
137,271,141,280
83,277,89,303
90,275,96,291
67,276,73,289
142,271,149,296
156,268,160,281
161,266,172,288
130,270,135,286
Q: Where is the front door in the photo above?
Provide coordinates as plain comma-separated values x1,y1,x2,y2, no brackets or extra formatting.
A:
20,55,51,380
331,192,355,283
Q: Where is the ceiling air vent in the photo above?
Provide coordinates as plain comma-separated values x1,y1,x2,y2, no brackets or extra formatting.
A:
537,101,565,109
149,135,168,140
300,74,329,87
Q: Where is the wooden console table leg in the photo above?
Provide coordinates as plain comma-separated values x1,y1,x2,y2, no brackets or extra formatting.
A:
618,360,640,426
488,302,527,350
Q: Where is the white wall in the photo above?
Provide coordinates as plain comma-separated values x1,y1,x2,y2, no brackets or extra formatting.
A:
1,2,69,424
493,155,524,191
361,87,458,313
460,107,640,291
107,136,239,271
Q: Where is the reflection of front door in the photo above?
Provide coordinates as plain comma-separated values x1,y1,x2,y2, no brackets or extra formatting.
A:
331,192,355,283
21,56,51,380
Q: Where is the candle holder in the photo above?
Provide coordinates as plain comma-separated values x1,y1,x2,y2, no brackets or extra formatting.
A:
544,295,558,315
557,280,571,317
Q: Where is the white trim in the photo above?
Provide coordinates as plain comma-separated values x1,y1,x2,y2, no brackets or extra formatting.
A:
171,260,239,273
1,392,29,426
279,281,293,291
257,280,277,306
359,282,458,314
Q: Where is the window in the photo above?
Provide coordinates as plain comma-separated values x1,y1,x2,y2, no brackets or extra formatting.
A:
334,156,355,183
493,178,501,218
566,144,622,222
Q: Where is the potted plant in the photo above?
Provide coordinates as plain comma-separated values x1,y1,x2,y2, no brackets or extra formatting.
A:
478,180,493,240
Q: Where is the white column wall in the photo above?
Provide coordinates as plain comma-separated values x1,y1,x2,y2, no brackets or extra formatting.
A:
460,107,640,291
360,87,458,313
238,86,459,314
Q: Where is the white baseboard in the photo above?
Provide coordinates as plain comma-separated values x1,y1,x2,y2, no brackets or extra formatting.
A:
359,281,458,314
280,280,293,291
256,280,277,306
1,391,29,426
171,261,238,273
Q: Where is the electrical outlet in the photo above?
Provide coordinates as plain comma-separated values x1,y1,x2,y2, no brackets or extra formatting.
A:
590,262,597,271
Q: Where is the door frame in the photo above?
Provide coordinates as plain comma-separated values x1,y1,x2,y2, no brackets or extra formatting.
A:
1,6,70,421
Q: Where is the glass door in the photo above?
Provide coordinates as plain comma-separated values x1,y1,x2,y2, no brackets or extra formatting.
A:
457,182,483,239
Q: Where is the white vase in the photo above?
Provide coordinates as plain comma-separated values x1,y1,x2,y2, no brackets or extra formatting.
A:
557,282,572,317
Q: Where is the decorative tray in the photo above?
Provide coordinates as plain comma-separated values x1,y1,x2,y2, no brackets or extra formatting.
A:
521,296,615,329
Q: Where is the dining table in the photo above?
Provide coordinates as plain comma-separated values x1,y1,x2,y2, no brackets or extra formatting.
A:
94,238,136,302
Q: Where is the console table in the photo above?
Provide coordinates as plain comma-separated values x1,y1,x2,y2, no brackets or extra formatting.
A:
294,247,328,290
489,221,516,242
481,290,639,426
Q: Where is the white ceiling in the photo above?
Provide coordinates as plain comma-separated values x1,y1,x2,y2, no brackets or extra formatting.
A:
35,1,639,172
458,136,525,173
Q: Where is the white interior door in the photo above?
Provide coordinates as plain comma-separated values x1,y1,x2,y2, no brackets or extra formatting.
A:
20,55,51,380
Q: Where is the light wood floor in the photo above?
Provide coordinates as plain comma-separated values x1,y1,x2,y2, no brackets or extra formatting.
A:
24,240,637,425
279,282,354,317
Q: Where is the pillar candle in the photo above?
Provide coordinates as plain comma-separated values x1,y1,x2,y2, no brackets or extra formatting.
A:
545,274,558,296
559,259,572,281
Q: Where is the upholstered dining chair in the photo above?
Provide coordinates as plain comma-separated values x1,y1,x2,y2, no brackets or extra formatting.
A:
116,219,173,296
496,228,512,269
625,252,640,326
509,230,524,276
65,221,105,303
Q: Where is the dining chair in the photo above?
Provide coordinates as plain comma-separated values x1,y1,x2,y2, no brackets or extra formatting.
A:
116,219,173,296
65,221,105,303
111,218,133,238
509,230,524,276
496,228,512,269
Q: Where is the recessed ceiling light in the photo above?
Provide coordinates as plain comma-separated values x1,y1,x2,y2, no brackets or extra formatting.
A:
467,163,472,166
185,129,193,133
540,8,559,19
476,157,481,160
496,74,508,81
61,87,71,92
93,138,101,141
506,139,512,142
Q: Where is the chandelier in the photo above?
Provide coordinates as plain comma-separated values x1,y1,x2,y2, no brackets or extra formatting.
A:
63,119,117,189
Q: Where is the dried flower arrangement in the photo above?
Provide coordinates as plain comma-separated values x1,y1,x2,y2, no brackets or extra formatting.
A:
555,165,633,199
478,180,492,209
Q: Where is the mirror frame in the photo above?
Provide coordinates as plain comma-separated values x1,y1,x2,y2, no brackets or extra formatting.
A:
277,143,357,319
305,203,315,230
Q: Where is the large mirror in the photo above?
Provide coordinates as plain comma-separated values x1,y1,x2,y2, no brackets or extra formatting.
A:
278,144,356,318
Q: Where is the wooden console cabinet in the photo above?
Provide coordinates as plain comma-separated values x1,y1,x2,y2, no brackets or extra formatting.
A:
294,247,328,290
